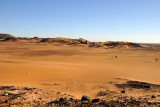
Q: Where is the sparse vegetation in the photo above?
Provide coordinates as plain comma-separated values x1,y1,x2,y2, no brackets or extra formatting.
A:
155,58,159,63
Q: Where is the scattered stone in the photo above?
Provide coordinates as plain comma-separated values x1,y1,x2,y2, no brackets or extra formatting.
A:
70,98,74,101
151,95,156,98
92,99,101,103
1,85,160,107
59,98,68,102
4,100,8,103
5,93,9,96
121,90,125,93
81,95,91,102
97,91,107,96
57,92,61,94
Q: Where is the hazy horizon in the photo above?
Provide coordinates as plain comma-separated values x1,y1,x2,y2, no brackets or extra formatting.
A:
0,0,160,43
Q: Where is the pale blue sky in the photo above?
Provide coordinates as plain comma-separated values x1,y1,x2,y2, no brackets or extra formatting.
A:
0,0,160,43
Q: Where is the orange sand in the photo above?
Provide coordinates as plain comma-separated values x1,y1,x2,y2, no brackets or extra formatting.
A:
0,42,160,98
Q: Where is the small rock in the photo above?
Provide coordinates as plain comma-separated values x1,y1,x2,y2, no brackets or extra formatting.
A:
59,98,68,102
121,90,125,93
5,93,9,96
92,99,101,103
97,91,107,96
70,98,74,101
57,92,61,94
81,95,91,102
4,100,8,103
151,95,156,98
22,97,26,100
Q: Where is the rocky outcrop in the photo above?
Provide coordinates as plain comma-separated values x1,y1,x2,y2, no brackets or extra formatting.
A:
1,84,160,106
0,34,14,39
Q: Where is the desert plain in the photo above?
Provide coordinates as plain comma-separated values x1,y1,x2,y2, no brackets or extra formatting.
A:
0,35,160,106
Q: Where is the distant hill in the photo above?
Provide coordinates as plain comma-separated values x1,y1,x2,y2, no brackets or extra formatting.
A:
33,38,145,48
0,33,146,48
3,36,19,41
0,34,14,39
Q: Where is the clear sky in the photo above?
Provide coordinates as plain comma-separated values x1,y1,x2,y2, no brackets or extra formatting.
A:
0,0,160,43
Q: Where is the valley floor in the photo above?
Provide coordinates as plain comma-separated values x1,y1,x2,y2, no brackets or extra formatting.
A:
0,42,160,106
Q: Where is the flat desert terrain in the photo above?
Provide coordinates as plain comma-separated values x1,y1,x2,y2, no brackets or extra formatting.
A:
0,40,160,106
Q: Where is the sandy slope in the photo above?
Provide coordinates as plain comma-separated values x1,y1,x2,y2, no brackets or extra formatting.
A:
0,42,160,98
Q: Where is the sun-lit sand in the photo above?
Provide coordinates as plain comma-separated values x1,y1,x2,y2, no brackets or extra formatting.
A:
0,41,160,100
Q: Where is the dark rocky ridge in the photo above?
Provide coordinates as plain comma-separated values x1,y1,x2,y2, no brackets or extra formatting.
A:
0,34,14,39
0,33,145,49
116,80,160,89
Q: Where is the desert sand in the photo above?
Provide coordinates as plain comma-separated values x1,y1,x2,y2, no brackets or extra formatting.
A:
0,35,160,106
